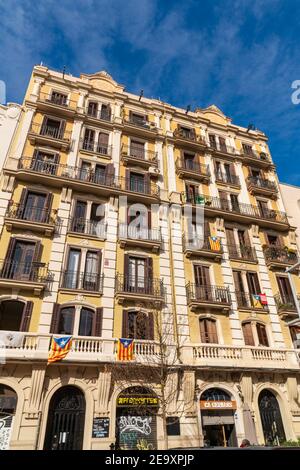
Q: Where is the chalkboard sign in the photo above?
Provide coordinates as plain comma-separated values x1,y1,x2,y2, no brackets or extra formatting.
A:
92,417,110,438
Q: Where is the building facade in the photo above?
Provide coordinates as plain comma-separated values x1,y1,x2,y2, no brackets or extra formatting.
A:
0,65,300,450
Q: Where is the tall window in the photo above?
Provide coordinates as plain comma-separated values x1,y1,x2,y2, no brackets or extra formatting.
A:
242,321,269,347
123,311,154,340
51,305,103,337
58,306,75,335
87,101,98,117
130,140,145,159
63,248,101,291
199,318,218,343
242,322,255,346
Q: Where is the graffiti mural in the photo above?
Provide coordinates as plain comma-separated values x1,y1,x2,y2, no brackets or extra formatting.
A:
0,414,13,450
117,415,156,450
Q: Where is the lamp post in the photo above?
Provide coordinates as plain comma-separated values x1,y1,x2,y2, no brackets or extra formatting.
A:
286,260,300,320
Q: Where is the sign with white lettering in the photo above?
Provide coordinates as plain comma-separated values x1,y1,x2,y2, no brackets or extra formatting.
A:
200,400,236,410
92,417,110,438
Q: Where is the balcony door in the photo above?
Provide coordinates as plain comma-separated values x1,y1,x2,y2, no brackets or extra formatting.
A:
200,318,218,343
83,251,100,291
22,192,48,223
65,249,81,289
126,256,153,294
129,172,146,193
83,128,95,151
277,276,294,305
98,132,109,154
4,240,37,281
183,152,196,170
130,140,145,159
41,117,65,139
194,265,211,300
73,201,87,233
31,151,59,175
257,199,269,217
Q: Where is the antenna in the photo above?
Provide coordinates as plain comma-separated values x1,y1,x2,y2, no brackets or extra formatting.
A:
246,123,255,132
62,65,66,79
186,104,191,114
139,89,144,101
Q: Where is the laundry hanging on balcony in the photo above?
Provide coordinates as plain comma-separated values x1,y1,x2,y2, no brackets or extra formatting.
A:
117,338,134,361
48,336,72,363
208,236,221,251
0,331,24,348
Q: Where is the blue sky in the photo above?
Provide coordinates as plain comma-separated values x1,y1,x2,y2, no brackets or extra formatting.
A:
1,0,300,184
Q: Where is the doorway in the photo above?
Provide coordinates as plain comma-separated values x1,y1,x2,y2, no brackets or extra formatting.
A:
258,389,286,446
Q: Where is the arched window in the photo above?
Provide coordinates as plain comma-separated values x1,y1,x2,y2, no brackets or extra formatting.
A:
258,390,286,445
123,310,154,340
58,307,75,335
0,300,33,331
242,321,269,347
50,304,103,337
201,388,231,401
199,318,218,343
78,308,94,336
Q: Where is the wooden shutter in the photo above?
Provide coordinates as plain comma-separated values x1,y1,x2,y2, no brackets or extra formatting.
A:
4,237,16,262
125,169,130,190
50,303,60,334
20,301,33,331
43,192,53,223
229,162,236,176
145,173,151,194
58,120,66,139
98,132,109,145
148,312,154,340
19,188,28,210
200,319,218,343
105,163,115,185
246,272,260,294
147,257,153,281
33,241,42,262
225,227,235,247
194,265,210,286
147,209,152,229
242,322,255,346
233,270,244,291
277,276,293,298
256,323,269,347
93,307,103,336
199,319,207,342
241,229,251,246
122,310,129,337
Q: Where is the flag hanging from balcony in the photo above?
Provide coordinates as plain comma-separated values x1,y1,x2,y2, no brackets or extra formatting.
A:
48,336,72,363
117,338,134,361
259,293,268,305
252,294,263,309
209,236,221,251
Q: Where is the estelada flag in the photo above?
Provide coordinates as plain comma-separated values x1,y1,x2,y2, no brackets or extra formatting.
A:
252,294,263,309
117,338,134,361
48,336,72,363
209,236,221,251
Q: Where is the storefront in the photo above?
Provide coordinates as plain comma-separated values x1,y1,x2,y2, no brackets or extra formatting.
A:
200,388,237,447
0,385,17,450
116,386,159,450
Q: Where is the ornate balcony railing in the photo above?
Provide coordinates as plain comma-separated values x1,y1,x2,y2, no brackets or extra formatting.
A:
60,271,104,293
175,158,210,177
80,139,112,156
38,92,77,109
5,203,57,225
275,293,299,312
119,224,161,243
263,246,298,265
18,158,160,197
86,108,112,121
247,176,278,192
209,143,236,155
0,259,50,283
115,273,164,298
186,283,231,304
183,191,288,223
123,116,156,130
68,218,107,238
215,172,240,186
240,148,271,163
235,291,269,310
174,128,206,144
227,244,257,262
29,122,72,141
121,144,158,164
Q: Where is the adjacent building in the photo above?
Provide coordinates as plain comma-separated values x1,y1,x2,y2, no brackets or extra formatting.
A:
0,65,299,450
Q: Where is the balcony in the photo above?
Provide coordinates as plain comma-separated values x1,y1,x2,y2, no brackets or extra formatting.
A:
182,192,289,230
173,128,206,149
240,149,274,169
115,273,164,306
118,224,162,253
181,343,300,370
60,271,104,294
28,122,72,150
123,116,157,136
16,158,160,203
227,244,257,263
121,145,158,168
263,246,298,269
36,92,77,116
67,218,107,239
275,293,300,318
208,143,237,160
4,203,58,236
85,107,112,122
175,158,210,182
247,176,278,198
186,283,231,312
235,291,269,311
215,172,240,188
182,234,223,260
80,139,112,158
0,260,51,295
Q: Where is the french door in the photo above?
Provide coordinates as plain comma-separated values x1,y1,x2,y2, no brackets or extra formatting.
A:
128,257,147,293
5,241,36,280
194,265,211,300
22,192,47,222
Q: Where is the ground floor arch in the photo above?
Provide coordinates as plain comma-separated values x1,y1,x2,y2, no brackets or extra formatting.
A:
43,385,86,450
0,384,17,450
258,389,286,446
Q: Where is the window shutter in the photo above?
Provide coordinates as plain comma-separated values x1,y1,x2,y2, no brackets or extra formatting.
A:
147,209,152,229
242,322,255,346
229,162,236,176
148,312,154,340
18,188,28,212
242,229,251,246
33,241,42,262
50,303,61,334
256,323,269,347
43,192,53,223
4,237,16,262
58,120,66,139
122,310,129,338
98,132,109,145
233,270,244,292
246,272,260,294
145,173,151,194
124,254,129,291
225,227,235,246
105,163,115,185
199,319,207,343
125,169,130,190
209,319,218,343
93,307,103,336
20,301,33,331
147,257,153,281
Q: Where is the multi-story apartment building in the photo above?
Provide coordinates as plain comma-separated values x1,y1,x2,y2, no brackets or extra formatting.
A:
0,65,299,450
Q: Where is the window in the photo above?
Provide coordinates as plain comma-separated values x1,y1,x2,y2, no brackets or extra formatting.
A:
31,150,59,175
257,199,269,217
219,136,227,152
256,323,269,346
166,417,180,436
242,322,255,346
0,300,32,332
267,234,280,246
242,143,253,155
246,272,261,295
122,310,154,340
78,307,94,336
290,326,300,349
209,134,217,149
21,191,49,223
83,128,95,151
230,194,239,212
242,321,268,347
183,152,196,169
87,101,98,117
72,201,87,233
276,276,294,304
97,132,109,154
100,104,111,120
3,239,40,281
124,255,153,294
58,306,75,335
50,91,67,106
185,183,199,203
180,126,193,139
129,172,146,193
41,117,65,139
130,140,145,159
51,304,103,337
63,248,101,291
131,112,147,125
200,318,218,343
194,265,211,301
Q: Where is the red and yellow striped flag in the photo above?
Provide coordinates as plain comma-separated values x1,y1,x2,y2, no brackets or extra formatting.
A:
117,338,134,361
48,336,72,363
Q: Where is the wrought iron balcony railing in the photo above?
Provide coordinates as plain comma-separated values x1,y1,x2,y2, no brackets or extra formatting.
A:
263,246,298,264
121,144,158,163
209,143,236,155
60,271,104,293
119,224,162,243
275,293,298,312
68,218,107,238
247,176,278,191
29,122,72,141
115,273,164,297
0,259,50,283
80,139,112,156
174,128,206,144
215,172,240,186
123,116,156,130
240,149,271,163
18,158,160,197
227,244,257,262
5,203,57,225
86,108,112,121
186,283,231,304
235,291,269,310
38,92,77,109
175,158,210,177
183,191,288,223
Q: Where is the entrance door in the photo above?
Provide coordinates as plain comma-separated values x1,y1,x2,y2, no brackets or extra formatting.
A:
0,385,17,450
44,386,85,450
258,390,286,446
203,423,237,447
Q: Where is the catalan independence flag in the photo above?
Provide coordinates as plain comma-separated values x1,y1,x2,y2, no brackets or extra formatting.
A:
48,336,72,363
209,236,221,251
252,294,263,309
117,338,134,361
